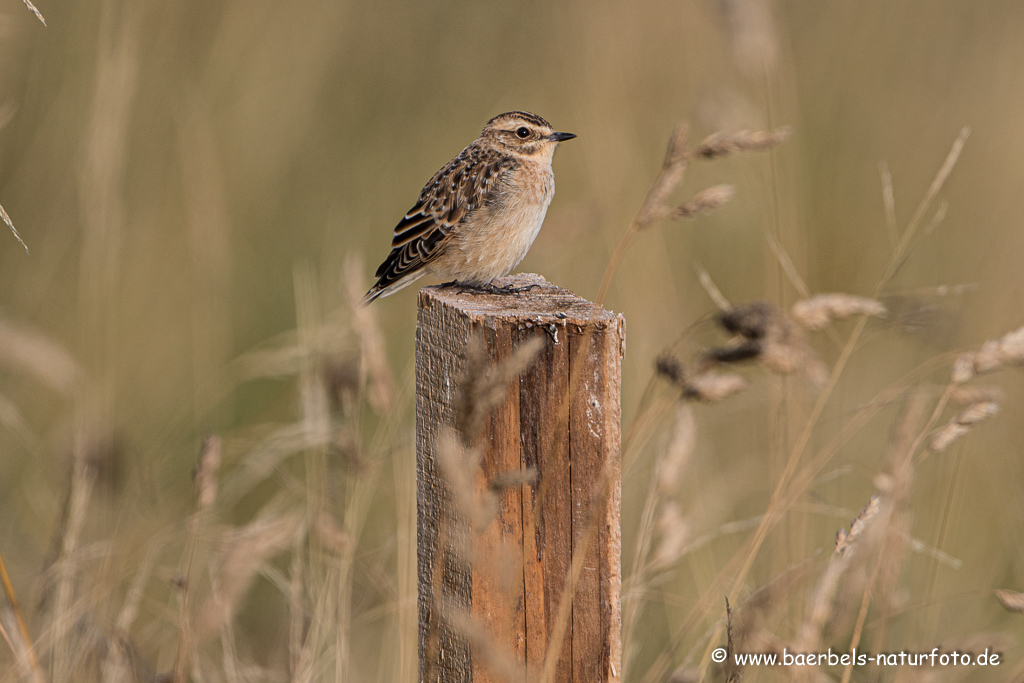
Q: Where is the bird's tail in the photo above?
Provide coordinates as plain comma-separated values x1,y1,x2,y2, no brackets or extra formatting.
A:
360,288,383,306
360,270,426,305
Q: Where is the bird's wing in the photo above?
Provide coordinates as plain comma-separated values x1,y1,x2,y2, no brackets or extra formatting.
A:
367,146,516,298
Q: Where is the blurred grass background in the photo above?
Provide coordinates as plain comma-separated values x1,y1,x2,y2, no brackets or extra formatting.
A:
1,0,1023,680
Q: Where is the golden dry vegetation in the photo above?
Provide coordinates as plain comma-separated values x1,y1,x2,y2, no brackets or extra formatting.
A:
1,1,1023,681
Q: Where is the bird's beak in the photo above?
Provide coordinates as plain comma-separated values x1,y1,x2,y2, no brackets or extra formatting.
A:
548,131,577,142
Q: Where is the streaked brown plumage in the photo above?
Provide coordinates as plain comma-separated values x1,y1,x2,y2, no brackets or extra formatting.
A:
363,111,575,304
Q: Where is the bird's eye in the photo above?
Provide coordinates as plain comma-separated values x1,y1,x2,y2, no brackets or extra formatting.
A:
515,127,530,139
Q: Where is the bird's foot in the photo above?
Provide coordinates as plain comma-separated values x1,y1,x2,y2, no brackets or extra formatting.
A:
442,280,540,296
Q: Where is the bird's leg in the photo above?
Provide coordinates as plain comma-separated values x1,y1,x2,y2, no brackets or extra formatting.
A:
448,281,541,296
488,282,541,295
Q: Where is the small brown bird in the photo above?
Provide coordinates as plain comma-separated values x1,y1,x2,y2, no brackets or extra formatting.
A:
363,111,576,303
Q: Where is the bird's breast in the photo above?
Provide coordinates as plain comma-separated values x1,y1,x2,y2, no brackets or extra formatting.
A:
448,166,555,282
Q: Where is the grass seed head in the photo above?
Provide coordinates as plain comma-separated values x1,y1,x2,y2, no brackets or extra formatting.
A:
657,404,696,495
652,502,691,570
345,256,396,412
673,184,736,220
436,428,497,531
835,496,880,555
952,324,1024,383
717,301,777,339
712,301,826,384
995,589,1024,613
929,401,999,452
196,511,304,640
455,335,543,443
790,294,887,331
950,385,1004,405
682,371,747,402
655,354,686,385
489,467,537,491
194,435,222,511
693,127,791,159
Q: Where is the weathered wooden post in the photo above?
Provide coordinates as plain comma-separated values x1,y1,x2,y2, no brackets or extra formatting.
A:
416,273,624,683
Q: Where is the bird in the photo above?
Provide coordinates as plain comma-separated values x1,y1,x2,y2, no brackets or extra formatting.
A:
362,111,576,304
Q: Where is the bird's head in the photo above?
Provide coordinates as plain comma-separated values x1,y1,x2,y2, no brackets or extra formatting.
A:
481,111,576,161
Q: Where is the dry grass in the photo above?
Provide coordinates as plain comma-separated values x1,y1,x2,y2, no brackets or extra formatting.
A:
1,1,1023,682
0,203,29,254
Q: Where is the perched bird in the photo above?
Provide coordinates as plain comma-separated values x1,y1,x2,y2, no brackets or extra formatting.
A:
363,111,576,303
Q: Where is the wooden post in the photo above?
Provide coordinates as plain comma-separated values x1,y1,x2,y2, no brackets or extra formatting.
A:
416,273,624,683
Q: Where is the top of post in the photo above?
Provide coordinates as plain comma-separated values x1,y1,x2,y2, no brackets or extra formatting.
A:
417,274,621,329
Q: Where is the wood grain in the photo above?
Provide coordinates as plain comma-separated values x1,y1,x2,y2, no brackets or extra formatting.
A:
416,273,624,683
